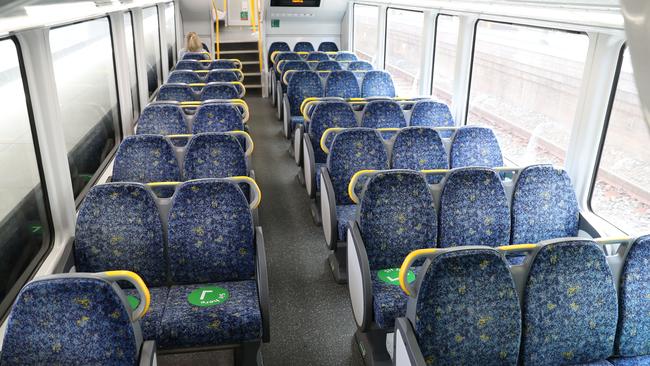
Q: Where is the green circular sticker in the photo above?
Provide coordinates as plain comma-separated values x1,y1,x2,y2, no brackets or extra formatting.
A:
187,287,230,307
126,295,140,310
377,268,415,286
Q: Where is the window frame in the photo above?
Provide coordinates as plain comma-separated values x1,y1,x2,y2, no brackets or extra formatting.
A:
143,5,163,97
0,36,54,320
352,3,379,64
382,7,425,70
165,2,177,71
125,11,140,122
430,13,458,96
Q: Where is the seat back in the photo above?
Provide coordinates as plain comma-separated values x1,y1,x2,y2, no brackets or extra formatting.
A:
306,52,330,62
409,100,454,137
287,71,324,117
511,165,579,244
309,101,358,163
136,103,187,135
280,60,310,83
268,41,290,65
275,52,302,76
324,70,360,99
522,239,618,365
175,60,203,70
438,168,510,247
359,171,437,269
327,128,389,205
409,248,521,365
75,183,167,287
183,52,209,60
0,274,140,365
361,100,407,129
210,60,238,69
315,60,342,71
113,135,181,183
293,41,314,52
361,70,396,97
450,126,503,168
158,83,196,102
168,70,203,84
318,41,339,52
183,133,248,180
192,103,244,134
206,70,239,82
347,61,373,71
167,179,255,284
391,127,448,173
335,52,358,61
200,83,240,100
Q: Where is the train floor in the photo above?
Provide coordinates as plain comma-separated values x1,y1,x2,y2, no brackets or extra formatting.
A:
159,96,363,365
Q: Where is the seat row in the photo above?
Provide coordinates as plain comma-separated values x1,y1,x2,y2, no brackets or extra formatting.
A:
158,82,245,101
175,58,241,71
168,69,244,83
271,50,358,65
268,40,340,54
136,101,249,135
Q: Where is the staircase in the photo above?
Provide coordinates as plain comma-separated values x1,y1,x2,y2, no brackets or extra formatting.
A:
218,41,262,96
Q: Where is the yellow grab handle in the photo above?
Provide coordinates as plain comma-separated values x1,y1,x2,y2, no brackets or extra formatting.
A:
347,170,377,204
227,131,255,156
104,270,151,322
146,181,182,188
399,248,438,296
319,127,345,154
227,176,262,209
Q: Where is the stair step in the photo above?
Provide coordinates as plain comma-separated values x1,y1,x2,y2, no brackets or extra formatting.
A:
245,84,262,88
219,50,258,54
244,72,261,76
219,41,258,51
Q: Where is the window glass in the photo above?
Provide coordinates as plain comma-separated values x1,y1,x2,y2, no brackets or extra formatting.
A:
431,14,459,107
385,8,424,96
50,18,120,199
165,2,176,71
467,21,589,166
143,6,162,96
124,12,139,121
591,49,650,236
0,38,52,314
353,4,379,64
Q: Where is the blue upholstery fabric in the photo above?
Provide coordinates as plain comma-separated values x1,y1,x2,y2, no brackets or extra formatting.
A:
175,60,203,70
309,101,358,163
359,171,437,270
124,286,169,342
0,277,138,365
75,183,167,287
158,84,196,102
192,103,244,134
290,116,305,132
325,71,361,99
183,52,209,60
409,100,454,138
306,52,330,62
137,104,187,135
287,71,324,117
610,356,650,365
335,52,358,61
168,70,203,84
391,127,448,177
438,168,510,248
159,280,261,349
293,42,314,52
347,61,373,71
280,60,310,79
274,53,302,78
372,267,421,329
200,83,240,100
207,70,239,82
361,100,407,129
336,204,357,241
112,135,181,183
210,60,238,69
268,42,291,65
615,235,650,357
183,133,247,180
318,42,339,52
450,127,503,168
511,165,579,244
167,180,255,284
522,240,618,366
413,249,521,365
315,60,342,71
327,128,389,205
361,71,396,98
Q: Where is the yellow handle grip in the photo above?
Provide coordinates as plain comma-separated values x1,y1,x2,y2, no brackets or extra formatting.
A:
103,270,151,322
399,249,437,297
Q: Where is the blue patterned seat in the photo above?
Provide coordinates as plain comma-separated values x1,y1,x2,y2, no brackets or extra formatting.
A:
324,70,361,98
175,60,203,70
274,52,302,79
391,127,448,183
268,41,290,67
335,52,358,61
315,60,342,71
511,165,579,244
192,103,245,134
361,100,407,131
522,240,618,366
361,70,396,98
438,168,510,248
450,126,503,168
286,71,324,131
209,60,238,69
0,275,142,365
183,52,209,60
168,70,203,83
112,135,181,184
318,42,339,52
409,100,454,138
200,83,240,100
279,60,311,94
206,70,239,82
309,102,358,164
408,248,522,365
136,103,188,135
347,61,373,71
293,41,315,52
183,133,248,180
158,83,197,102
307,52,330,62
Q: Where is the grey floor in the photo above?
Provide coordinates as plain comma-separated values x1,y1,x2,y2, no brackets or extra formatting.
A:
160,96,361,365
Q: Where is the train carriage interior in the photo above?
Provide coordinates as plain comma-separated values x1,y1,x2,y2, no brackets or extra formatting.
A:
0,0,649,365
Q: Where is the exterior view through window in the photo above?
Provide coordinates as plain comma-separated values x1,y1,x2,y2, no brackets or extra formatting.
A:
431,14,459,108
467,21,589,166
165,2,176,71
143,6,162,97
385,8,424,96
591,49,650,236
353,4,379,64
0,39,51,315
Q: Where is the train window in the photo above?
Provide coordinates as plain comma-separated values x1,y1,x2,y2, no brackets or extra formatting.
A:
431,14,459,107
0,38,52,317
353,4,379,64
124,12,140,121
143,6,162,97
467,21,589,166
165,2,176,71
385,8,424,96
50,17,121,200
590,49,650,236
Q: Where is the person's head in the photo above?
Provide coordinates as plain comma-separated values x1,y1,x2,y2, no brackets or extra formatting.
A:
185,32,203,52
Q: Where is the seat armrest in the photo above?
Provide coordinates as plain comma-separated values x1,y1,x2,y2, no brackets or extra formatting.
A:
255,227,271,343
578,212,601,238
320,167,338,250
348,221,373,330
139,340,157,366
393,318,426,366
303,133,317,198
282,94,291,139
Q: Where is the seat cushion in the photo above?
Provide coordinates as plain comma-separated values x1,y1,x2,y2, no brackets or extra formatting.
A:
609,356,650,365
336,204,357,241
372,267,420,329
158,280,261,349
124,286,169,342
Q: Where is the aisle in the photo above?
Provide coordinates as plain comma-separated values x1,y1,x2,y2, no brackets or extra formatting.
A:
246,97,359,365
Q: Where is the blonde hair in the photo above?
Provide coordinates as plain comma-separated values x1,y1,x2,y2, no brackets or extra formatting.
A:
185,32,203,53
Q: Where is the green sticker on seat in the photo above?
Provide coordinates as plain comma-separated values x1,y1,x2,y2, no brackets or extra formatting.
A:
377,268,415,286
127,295,140,310
187,287,230,307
